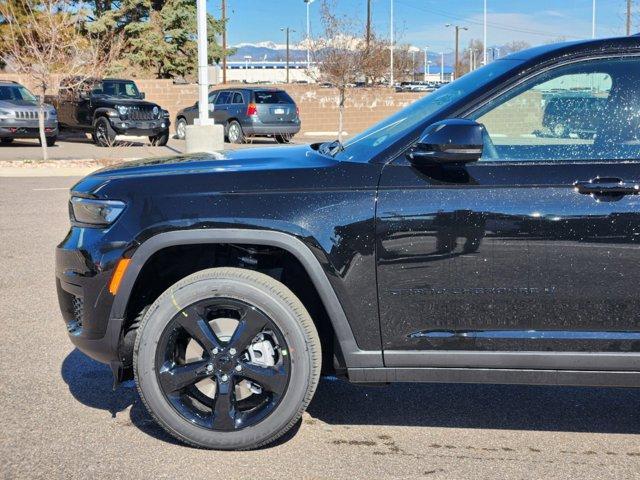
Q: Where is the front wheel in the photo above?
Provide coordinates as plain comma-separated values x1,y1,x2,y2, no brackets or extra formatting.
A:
175,118,187,140
94,117,116,147
0,138,14,145
149,130,169,146
134,267,321,450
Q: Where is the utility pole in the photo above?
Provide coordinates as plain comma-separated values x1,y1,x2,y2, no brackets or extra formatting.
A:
627,0,632,36
366,0,372,47
222,0,227,84
446,23,467,80
281,27,295,83
390,0,394,86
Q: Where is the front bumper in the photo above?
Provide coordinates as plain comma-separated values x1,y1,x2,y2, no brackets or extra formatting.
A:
109,117,170,136
0,118,58,138
56,226,130,364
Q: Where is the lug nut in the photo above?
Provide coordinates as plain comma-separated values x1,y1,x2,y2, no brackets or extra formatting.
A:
229,348,237,355
212,348,219,355
235,365,242,372
221,374,229,382
206,364,214,372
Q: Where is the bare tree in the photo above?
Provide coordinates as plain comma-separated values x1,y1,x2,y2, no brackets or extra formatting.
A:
501,40,531,56
308,1,386,142
0,0,121,160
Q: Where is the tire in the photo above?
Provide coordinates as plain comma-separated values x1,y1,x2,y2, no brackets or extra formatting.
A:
226,120,244,144
0,138,14,144
175,118,187,140
275,133,293,144
46,136,57,147
134,267,321,450
149,130,169,146
94,117,116,147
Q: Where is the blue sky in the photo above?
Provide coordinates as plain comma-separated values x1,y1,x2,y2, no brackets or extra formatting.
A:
213,0,636,51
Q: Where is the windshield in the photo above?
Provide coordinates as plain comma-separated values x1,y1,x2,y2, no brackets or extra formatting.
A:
98,80,141,98
334,59,522,161
0,85,37,102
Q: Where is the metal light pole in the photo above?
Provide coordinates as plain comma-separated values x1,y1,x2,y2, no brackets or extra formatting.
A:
440,52,444,82
411,50,416,81
592,0,596,38
304,0,315,68
446,24,468,80
483,0,487,65
281,27,295,83
196,0,210,124
423,46,428,79
390,0,394,86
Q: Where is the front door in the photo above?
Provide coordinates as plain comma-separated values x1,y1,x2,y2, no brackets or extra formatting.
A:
376,55,640,370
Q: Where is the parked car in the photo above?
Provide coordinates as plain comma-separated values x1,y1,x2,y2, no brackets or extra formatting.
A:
0,80,58,146
542,95,607,138
56,36,640,451
53,77,170,147
175,87,301,144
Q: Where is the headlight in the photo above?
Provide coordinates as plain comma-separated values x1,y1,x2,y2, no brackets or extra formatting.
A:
153,106,159,118
0,109,13,119
69,197,126,226
116,105,128,117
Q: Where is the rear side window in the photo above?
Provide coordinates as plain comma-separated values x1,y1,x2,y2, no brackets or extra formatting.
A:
215,91,231,105
232,92,244,104
254,90,294,104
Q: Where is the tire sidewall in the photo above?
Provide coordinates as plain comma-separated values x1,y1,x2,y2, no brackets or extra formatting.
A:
135,272,314,450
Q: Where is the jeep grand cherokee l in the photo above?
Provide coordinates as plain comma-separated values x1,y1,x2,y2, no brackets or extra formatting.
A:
56,36,640,450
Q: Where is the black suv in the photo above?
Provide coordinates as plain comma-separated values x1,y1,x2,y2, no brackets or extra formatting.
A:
56,37,640,450
54,78,170,146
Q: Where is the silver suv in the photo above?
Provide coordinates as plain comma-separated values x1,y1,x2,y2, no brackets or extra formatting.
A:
175,87,301,144
0,80,58,146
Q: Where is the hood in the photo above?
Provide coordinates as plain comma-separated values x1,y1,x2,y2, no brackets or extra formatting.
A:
93,96,160,109
0,99,38,108
72,145,345,193
90,145,338,179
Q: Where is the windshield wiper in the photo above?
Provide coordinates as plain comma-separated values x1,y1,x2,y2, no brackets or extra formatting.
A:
319,139,344,157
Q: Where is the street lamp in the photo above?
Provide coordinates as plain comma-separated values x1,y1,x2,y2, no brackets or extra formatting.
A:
445,23,468,80
280,27,296,83
244,55,252,70
304,0,315,67
390,0,394,86
440,51,444,82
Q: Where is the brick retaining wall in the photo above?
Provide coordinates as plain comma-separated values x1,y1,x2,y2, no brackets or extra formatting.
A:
0,74,425,137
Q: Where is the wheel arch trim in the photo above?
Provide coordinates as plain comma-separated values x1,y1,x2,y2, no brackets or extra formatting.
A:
110,228,383,368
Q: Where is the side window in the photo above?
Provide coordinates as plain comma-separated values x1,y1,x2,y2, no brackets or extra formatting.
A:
232,92,244,104
470,57,640,161
215,91,231,105
207,92,217,104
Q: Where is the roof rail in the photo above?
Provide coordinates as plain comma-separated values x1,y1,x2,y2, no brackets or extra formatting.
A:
0,79,20,84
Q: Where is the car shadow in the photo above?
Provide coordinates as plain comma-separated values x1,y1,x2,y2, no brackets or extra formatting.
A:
0,140,59,147
61,349,640,448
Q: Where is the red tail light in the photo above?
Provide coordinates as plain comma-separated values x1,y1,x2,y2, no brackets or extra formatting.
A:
247,102,257,116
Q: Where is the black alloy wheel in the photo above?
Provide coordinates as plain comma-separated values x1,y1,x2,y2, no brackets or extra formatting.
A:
155,298,291,431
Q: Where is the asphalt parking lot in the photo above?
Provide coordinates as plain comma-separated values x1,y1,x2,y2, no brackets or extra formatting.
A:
2,176,640,479
0,131,303,162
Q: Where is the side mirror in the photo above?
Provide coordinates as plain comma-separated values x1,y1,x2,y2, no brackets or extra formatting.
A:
139,92,145,99
407,119,484,166
208,103,215,111
79,91,90,100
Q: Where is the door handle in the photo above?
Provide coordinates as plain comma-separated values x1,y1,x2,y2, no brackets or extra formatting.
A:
573,177,640,196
